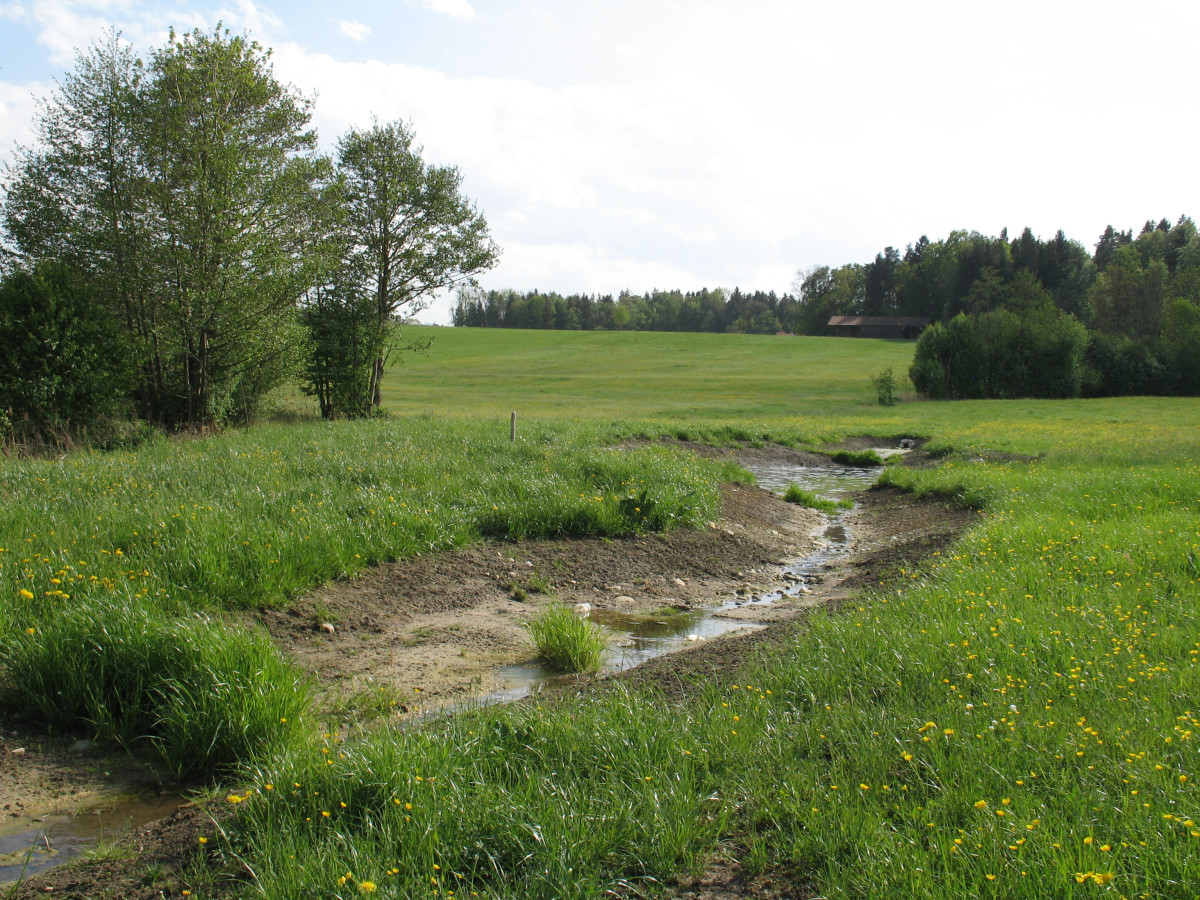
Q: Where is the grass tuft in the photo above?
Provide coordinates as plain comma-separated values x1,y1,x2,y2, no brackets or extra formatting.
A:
527,605,608,673
828,448,884,466
782,483,853,512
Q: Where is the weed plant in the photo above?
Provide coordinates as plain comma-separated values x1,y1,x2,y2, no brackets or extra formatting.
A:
527,605,607,673
781,483,852,512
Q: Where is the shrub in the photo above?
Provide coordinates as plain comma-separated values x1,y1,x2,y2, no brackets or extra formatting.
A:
527,605,607,673
910,306,1087,400
0,262,132,438
871,367,898,405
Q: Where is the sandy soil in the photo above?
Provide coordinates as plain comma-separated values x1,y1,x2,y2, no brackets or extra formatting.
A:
2,443,977,899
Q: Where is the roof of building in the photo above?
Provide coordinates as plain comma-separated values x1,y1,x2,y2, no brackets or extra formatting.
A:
827,316,932,327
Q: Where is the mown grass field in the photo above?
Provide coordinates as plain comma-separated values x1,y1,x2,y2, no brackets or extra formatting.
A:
4,327,1199,898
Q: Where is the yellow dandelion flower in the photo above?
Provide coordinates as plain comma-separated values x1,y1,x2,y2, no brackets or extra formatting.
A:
19,589,33,600
359,882,377,893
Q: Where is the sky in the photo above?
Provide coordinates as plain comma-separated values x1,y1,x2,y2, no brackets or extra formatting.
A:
1,0,1198,323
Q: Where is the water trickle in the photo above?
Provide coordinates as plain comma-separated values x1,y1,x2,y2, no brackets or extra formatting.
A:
485,458,880,703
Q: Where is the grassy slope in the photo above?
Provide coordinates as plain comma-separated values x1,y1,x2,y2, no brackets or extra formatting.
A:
376,325,918,421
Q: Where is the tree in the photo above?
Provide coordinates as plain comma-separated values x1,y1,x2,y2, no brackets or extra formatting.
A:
3,27,330,427
335,119,499,408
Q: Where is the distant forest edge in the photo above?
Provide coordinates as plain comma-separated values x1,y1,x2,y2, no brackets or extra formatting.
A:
455,217,1200,399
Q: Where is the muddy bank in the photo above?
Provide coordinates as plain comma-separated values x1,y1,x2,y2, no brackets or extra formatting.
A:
3,445,975,898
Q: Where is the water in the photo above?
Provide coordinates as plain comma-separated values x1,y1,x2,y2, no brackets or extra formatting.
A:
485,457,884,701
0,790,186,884
747,462,880,496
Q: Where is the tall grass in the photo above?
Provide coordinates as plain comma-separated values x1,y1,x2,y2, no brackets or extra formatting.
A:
0,601,310,778
527,605,608,673
782,483,852,512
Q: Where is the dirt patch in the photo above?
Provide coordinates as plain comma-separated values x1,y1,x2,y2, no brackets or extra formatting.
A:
2,446,976,897
255,480,826,710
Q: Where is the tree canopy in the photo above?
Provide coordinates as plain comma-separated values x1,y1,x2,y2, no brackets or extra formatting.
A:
1,28,498,432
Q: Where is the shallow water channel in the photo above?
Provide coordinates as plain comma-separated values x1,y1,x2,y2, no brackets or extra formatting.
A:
486,460,883,703
0,786,185,884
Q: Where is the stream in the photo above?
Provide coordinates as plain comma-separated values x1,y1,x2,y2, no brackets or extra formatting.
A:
486,458,885,702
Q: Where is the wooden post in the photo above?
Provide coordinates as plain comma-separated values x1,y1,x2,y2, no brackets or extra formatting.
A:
510,411,516,442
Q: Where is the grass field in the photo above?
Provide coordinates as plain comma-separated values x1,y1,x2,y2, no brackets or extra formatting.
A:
5,327,1200,897
312,325,917,422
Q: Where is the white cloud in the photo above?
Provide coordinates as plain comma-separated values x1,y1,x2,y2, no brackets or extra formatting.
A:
0,79,46,150
410,0,475,21
337,18,369,42
5,0,1200,307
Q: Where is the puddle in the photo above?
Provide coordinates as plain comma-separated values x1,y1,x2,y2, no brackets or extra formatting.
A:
0,790,187,884
485,457,884,702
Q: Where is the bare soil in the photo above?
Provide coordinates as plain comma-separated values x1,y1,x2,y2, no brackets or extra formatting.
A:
3,444,976,899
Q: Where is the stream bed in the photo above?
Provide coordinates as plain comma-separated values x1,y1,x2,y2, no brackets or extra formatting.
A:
486,458,884,702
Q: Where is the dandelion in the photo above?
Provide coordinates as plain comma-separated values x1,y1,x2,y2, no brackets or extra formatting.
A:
359,882,377,893
18,589,33,600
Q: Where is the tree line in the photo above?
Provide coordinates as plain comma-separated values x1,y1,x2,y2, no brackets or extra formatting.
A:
453,287,800,334
0,27,497,440
795,220,1200,399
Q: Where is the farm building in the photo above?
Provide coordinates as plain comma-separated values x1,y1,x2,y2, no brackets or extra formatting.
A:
827,316,931,339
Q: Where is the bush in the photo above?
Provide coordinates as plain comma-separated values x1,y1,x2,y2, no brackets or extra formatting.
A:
0,262,132,438
871,368,898,405
527,605,607,673
910,306,1087,400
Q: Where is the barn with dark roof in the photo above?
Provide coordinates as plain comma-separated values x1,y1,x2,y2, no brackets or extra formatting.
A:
827,316,930,339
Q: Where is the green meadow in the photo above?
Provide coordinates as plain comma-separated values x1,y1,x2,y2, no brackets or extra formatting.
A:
3,327,1199,897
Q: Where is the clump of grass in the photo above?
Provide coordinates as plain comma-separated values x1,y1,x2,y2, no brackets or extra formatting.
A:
829,448,884,466
526,605,607,673
0,600,310,779
782,483,852,512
